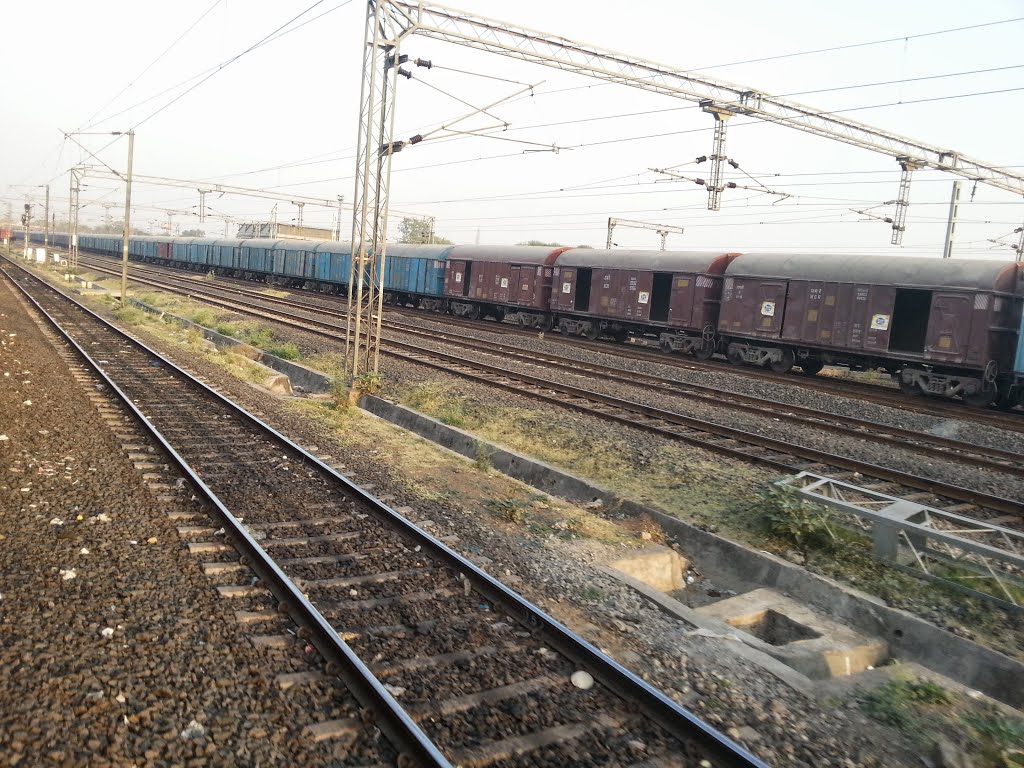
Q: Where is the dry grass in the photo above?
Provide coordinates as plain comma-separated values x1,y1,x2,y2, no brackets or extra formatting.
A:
396,380,769,524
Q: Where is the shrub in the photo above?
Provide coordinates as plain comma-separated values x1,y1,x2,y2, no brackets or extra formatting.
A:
759,485,835,559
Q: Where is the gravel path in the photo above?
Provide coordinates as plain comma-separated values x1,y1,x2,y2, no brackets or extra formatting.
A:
0,276,390,767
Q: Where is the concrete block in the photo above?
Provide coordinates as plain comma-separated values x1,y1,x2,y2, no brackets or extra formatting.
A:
608,545,686,592
697,588,888,679
263,373,293,396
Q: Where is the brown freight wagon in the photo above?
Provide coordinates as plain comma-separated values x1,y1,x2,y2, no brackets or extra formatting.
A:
719,253,1023,405
443,245,569,323
551,250,741,355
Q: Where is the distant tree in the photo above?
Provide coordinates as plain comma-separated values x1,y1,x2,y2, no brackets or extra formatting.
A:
181,228,206,237
399,217,452,244
575,244,594,249
88,221,147,235
516,240,566,247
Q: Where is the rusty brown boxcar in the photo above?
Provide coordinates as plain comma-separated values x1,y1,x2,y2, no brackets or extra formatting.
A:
443,245,569,323
720,253,1023,405
551,250,741,356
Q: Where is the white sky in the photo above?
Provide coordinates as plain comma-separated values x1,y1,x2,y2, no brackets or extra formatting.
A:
2,0,1022,256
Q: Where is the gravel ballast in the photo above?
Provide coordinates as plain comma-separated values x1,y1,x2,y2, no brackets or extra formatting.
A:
0,276,390,766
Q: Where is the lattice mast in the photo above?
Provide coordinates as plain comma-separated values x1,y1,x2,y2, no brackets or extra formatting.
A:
345,2,417,384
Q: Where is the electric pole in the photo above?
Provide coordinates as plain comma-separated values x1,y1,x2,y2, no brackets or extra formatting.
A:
43,184,50,252
119,130,135,306
942,180,961,259
21,203,31,259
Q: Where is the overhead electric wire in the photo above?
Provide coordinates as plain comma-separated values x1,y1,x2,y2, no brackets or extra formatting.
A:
80,0,353,131
689,16,1024,72
79,0,225,130
130,0,329,130
196,62,1024,188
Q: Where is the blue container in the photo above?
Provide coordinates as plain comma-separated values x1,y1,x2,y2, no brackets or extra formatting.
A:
1015,308,1024,376
384,244,451,297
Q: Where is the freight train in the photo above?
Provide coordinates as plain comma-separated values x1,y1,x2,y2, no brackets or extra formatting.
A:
23,230,1024,409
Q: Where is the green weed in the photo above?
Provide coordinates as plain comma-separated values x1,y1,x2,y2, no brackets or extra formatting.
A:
759,484,835,560
861,678,953,731
266,342,300,361
113,306,148,325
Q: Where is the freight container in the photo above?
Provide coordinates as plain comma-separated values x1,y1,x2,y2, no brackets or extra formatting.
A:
444,245,567,321
721,253,1021,404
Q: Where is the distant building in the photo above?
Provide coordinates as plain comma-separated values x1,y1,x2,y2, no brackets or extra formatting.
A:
236,221,337,241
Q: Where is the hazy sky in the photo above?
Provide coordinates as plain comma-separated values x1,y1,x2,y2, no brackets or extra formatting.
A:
2,0,1022,256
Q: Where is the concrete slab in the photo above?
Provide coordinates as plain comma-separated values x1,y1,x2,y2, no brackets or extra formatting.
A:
696,588,888,680
608,545,686,592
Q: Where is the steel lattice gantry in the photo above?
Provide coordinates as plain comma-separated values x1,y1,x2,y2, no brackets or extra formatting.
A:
345,0,1024,379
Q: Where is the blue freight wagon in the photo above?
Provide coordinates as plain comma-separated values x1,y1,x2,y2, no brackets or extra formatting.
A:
382,244,451,307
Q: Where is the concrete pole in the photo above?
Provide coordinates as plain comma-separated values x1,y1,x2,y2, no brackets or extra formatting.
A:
23,201,30,259
43,185,50,252
942,180,961,259
120,130,135,306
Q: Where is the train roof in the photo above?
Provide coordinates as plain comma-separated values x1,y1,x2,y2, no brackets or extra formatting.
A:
448,244,568,265
556,249,741,273
727,253,1021,293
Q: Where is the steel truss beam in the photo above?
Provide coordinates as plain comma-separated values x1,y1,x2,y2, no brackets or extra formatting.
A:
391,1,1024,202
778,472,1024,609
606,217,684,250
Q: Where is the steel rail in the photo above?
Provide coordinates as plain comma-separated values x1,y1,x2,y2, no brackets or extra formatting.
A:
55,261,1024,519
72,250,1024,432
70,254,1024,474
3,259,767,768
0,262,452,768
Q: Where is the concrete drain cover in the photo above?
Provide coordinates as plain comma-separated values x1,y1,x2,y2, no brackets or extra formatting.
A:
727,609,821,646
695,589,887,679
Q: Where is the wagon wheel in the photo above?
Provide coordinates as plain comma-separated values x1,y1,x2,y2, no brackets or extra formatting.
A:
898,376,922,397
994,385,1016,411
612,328,630,343
799,359,824,376
467,305,481,321
660,338,674,354
963,387,994,408
693,343,714,361
492,308,506,322
769,349,795,374
726,346,745,366
540,314,554,332
584,323,601,340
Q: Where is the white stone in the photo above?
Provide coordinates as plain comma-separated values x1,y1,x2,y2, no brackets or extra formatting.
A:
570,670,594,690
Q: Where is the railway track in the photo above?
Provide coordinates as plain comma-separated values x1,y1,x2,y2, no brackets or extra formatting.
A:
70,254,1024,485
73,251,1024,434
3,260,767,766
